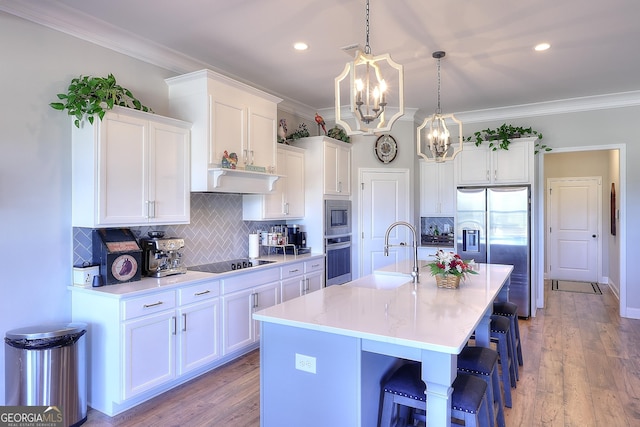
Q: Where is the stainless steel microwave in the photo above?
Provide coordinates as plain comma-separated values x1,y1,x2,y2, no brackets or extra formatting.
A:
325,199,351,236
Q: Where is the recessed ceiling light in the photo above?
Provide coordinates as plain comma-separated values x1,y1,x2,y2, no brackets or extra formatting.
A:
534,43,551,51
294,42,308,51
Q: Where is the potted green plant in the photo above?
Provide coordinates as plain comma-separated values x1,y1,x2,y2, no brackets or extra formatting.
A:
464,124,551,154
50,74,152,128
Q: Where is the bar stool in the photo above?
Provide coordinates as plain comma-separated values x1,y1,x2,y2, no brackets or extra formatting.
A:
490,314,517,408
494,301,523,367
458,345,505,427
379,362,491,427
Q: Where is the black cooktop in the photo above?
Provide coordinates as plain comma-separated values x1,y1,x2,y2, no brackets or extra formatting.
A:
187,259,275,274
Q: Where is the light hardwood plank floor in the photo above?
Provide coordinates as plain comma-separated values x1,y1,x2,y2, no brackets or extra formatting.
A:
84,281,640,426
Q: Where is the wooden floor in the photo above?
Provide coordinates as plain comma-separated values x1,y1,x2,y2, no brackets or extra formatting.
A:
84,281,640,426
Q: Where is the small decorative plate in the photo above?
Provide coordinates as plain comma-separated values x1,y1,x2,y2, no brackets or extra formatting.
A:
374,134,398,163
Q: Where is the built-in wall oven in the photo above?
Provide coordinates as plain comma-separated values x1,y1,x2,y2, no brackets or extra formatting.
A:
325,200,352,285
325,235,352,286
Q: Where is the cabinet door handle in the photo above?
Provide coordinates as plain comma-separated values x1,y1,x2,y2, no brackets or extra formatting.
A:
194,290,211,296
172,316,177,335
146,200,156,218
311,263,320,268
250,150,254,165
494,169,497,181
289,268,300,274
252,292,258,308
182,313,187,332
338,181,342,193
143,301,163,308
486,170,490,181
305,278,310,292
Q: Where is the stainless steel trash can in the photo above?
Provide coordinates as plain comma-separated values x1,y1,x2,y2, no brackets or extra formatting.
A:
5,322,87,427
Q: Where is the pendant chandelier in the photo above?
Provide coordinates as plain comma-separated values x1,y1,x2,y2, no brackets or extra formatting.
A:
417,51,463,162
335,0,404,135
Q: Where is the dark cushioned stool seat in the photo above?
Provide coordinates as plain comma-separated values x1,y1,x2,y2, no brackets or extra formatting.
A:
458,346,505,427
379,362,491,427
490,314,517,408
493,300,524,367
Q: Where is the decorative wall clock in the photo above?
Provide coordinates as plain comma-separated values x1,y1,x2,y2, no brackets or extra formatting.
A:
374,134,398,163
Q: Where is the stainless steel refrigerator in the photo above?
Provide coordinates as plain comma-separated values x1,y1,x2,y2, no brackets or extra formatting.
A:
456,186,531,318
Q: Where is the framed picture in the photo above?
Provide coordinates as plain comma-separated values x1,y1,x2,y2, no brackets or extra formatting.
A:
611,183,616,236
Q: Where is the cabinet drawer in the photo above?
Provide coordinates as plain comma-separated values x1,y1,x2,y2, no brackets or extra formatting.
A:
281,262,304,279
122,291,176,321
222,267,280,294
304,258,324,274
179,280,220,305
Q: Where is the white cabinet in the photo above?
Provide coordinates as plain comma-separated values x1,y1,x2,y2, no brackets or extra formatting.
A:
419,160,455,215
72,106,191,227
177,282,221,375
71,278,220,415
166,69,282,193
324,140,352,196
455,138,534,186
122,294,176,400
221,267,280,356
242,145,305,220
280,258,324,302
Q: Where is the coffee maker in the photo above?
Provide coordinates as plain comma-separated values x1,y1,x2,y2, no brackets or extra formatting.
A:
287,225,309,254
140,232,187,277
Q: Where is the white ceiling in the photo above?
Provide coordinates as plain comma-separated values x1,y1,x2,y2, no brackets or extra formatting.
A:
4,0,640,117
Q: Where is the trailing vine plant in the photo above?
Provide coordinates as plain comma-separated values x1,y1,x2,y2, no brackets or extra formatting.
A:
50,74,152,128
464,124,551,154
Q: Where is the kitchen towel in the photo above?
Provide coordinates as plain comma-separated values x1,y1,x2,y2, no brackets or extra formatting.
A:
249,233,260,259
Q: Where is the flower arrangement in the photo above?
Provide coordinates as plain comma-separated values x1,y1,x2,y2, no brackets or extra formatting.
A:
429,250,478,280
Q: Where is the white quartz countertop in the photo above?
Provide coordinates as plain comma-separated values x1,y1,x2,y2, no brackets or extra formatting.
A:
254,263,513,354
68,253,324,298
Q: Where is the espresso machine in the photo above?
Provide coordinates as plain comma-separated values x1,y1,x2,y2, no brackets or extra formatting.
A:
140,232,187,277
287,224,310,254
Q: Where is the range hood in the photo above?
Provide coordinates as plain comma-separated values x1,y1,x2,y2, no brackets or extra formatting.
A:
203,167,282,194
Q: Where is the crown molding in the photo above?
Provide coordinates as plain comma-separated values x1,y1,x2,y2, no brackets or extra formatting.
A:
453,91,640,124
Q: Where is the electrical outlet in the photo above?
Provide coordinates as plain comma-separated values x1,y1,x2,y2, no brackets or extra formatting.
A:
295,353,316,374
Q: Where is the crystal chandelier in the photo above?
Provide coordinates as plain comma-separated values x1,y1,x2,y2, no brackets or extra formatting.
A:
417,51,463,162
335,0,404,135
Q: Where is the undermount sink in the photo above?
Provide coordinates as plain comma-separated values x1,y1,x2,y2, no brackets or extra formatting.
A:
344,273,413,290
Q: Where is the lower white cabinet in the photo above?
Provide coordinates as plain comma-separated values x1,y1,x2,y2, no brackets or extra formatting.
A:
122,307,176,400
281,258,325,302
70,255,324,416
71,278,220,415
221,268,280,356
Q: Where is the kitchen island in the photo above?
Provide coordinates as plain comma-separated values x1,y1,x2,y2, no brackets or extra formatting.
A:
253,262,513,427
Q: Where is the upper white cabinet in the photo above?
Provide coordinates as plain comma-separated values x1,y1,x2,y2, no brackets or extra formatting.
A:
242,144,305,220
166,69,282,193
419,160,455,216
455,137,535,186
294,136,352,197
72,106,191,227
324,140,352,196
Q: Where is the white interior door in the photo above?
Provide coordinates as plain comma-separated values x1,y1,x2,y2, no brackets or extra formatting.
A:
547,177,601,282
359,169,410,277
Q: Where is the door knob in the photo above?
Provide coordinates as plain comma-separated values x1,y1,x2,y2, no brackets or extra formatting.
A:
592,234,597,238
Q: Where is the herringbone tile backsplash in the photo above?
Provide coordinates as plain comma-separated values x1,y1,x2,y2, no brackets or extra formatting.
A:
73,193,281,267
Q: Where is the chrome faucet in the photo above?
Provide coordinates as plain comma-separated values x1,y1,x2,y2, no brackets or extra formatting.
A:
383,221,419,283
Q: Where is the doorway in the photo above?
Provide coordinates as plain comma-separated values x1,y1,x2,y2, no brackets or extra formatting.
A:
540,146,625,316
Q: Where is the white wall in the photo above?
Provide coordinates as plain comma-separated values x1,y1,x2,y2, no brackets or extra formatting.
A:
0,12,176,404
